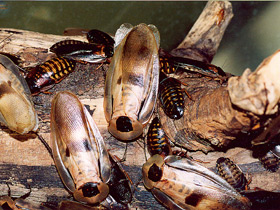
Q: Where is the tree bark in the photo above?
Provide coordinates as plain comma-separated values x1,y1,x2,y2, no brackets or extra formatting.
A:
0,1,280,210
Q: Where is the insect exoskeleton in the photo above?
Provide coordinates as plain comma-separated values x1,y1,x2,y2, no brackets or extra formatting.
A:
147,117,172,157
0,54,38,134
50,40,111,64
142,154,251,210
51,91,111,204
104,23,160,141
159,72,184,119
259,150,279,172
25,56,76,95
216,157,249,191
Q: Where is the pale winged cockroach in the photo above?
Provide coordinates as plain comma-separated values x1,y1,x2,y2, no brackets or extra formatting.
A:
147,117,172,157
51,91,132,206
51,91,111,204
158,72,185,120
216,157,249,191
142,154,251,210
25,56,76,95
104,23,160,141
0,54,38,134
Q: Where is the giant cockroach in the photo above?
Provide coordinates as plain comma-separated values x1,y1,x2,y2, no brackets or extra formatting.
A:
104,23,160,141
0,54,38,134
147,117,172,157
25,56,76,95
259,150,279,172
50,40,111,64
216,157,249,191
51,91,111,204
142,154,251,210
158,72,185,119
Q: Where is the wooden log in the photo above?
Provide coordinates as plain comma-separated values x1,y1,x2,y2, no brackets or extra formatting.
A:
0,1,279,210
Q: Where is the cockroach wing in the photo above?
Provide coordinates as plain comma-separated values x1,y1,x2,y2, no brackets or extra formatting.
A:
103,31,127,122
114,23,133,49
148,24,160,49
165,155,240,193
51,115,76,192
138,52,159,124
151,188,185,210
83,105,111,182
0,54,38,134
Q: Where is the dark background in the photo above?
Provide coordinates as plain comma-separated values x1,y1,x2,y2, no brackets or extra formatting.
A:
0,1,279,75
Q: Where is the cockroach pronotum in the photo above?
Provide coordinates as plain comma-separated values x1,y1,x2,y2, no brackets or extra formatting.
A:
0,54,38,134
216,157,249,191
104,23,160,141
25,56,76,95
142,154,251,210
147,117,172,157
51,91,111,204
158,72,185,119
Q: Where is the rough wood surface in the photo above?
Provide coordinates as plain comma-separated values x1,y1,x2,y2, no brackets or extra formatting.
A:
0,1,279,210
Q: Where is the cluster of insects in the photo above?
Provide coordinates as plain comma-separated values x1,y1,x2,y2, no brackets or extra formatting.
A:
0,22,279,210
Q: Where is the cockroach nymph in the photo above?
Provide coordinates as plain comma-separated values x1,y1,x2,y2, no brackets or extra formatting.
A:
259,150,279,172
216,157,249,191
159,55,227,81
147,117,172,157
87,29,115,58
50,40,111,63
159,72,184,119
25,56,76,95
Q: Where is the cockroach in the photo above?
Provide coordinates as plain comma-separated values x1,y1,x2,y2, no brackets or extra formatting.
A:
104,23,160,141
241,190,280,210
159,55,227,81
51,91,111,204
25,56,76,95
147,117,172,157
259,150,279,172
158,72,184,119
0,54,38,134
50,40,111,63
216,9,225,25
216,157,249,191
107,154,132,205
142,154,251,210
87,29,115,58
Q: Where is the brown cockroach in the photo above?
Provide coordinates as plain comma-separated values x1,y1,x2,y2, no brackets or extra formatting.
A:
216,157,249,191
51,91,111,204
142,154,251,210
0,54,38,134
104,23,160,141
